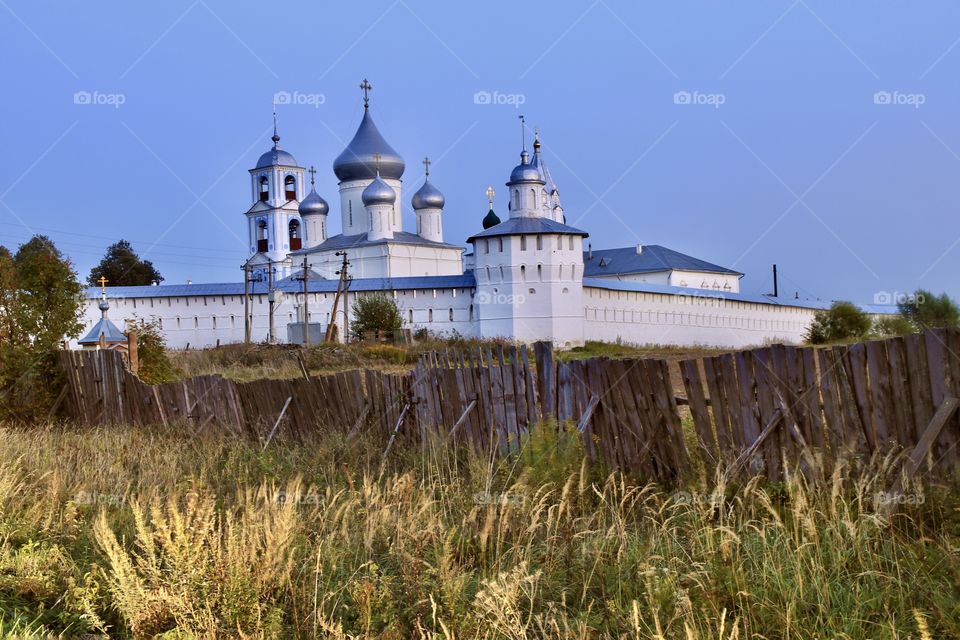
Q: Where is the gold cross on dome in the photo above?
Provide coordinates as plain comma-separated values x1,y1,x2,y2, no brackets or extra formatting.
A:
485,186,495,208
98,276,108,297
359,79,372,107
422,156,431,176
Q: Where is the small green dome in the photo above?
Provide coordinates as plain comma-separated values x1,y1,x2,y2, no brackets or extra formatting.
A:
482,209,501,229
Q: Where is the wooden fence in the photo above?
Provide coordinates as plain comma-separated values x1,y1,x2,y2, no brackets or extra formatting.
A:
678,328,960,480
58,328,960,484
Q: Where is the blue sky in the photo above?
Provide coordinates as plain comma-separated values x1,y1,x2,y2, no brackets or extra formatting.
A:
1,0,959,305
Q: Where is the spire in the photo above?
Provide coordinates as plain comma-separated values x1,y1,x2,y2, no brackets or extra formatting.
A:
519,114,526,152
360,78,372,110
271,104,280,146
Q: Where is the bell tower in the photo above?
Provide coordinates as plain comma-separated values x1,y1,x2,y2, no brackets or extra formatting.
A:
245,109,305,277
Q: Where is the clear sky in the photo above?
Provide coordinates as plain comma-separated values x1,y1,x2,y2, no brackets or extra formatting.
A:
1,0,959,305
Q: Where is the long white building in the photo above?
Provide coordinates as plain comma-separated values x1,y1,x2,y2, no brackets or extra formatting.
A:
78,82,833,350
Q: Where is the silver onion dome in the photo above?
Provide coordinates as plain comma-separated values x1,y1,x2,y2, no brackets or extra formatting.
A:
362,174,397,206
507,150,544,185
333,109,405,182
298,188,329,216
411,178,445,210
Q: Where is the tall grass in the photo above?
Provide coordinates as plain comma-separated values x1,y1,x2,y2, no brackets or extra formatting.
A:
0,422,957,638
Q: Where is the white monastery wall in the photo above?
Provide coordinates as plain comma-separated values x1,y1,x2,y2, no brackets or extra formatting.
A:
581,285,817,349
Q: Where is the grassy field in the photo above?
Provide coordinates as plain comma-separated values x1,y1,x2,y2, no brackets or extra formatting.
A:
0,422,958,638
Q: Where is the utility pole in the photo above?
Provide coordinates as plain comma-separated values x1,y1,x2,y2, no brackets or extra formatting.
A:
302,255,310,346
325,251,350,343
243,262,251,344
267,261,275,343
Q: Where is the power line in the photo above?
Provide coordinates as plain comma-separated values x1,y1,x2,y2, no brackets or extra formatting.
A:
0,220,243,255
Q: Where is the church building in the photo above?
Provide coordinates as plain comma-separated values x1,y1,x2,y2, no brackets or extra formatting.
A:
78,80,831,350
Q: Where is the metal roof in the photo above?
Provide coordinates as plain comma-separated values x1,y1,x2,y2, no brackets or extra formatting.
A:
583,245,742,278
332,108,405,181
582,277,831,310
78,315,127,345
466,216,588,242
85,273,477,300
294,231,463,254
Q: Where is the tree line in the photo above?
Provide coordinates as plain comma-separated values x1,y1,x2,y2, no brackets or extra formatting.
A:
805,291,960,344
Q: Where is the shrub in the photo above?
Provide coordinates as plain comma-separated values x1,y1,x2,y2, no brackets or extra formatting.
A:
360,344,408,365
350,294,403,342
873,315,916,337
132,319,179,384
804,301,871,344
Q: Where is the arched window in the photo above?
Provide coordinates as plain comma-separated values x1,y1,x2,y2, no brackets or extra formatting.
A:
256,219,268,252
284,175,296,200
409,308,413,323
529,188,536,207
259,176,269,201
513,189,520,210
428,309,434,323
288,219,301,250
448,308,453,321
520,265,527,281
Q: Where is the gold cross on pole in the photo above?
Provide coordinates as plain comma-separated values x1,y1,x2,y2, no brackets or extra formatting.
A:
98,276,108,298
485,186,495,208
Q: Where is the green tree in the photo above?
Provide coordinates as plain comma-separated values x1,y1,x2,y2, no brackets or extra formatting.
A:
897,289,960,329
350,294,403,342
0,236,84,422
88,239,163,287
804,301,871,345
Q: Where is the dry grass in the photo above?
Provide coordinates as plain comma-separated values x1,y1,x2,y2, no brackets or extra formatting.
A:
0,423,957,638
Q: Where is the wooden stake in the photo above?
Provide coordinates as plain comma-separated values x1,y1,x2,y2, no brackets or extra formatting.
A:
263,396,292,450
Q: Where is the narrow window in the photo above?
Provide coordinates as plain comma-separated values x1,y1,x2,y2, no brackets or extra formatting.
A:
513,189,520,210
259,176,269,201
409,308,413,322
448,308,453,321
483,239,489,254
498,237,503,252
288,219,301,250
520,236,527,251
536,234,543,250
429,309,434,323
284,175,296,200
